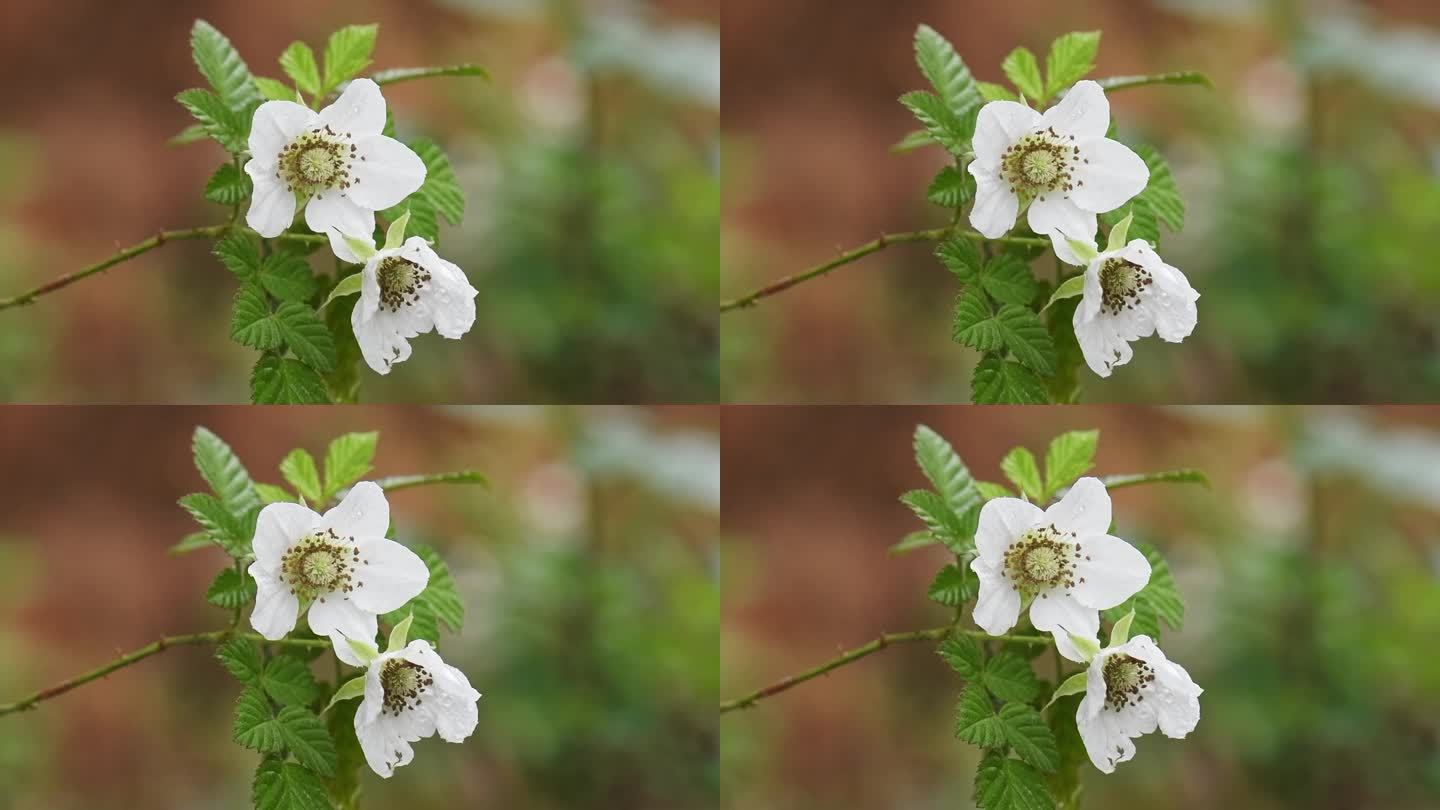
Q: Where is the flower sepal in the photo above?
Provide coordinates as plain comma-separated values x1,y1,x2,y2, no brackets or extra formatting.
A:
1044,670,1089,709
387,612,414,653
1043,274,1086,311
324,675,369,713
347,636,381,666
341,232,378,263
1108,608,1136,647
1066,630,1101,663
322,272,365,308
1066,237,1099,265
384,210,411,251
1106,211,1133,252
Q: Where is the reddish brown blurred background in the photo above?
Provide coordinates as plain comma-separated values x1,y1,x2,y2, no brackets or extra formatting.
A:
722,406,1440,808
0,405,718,809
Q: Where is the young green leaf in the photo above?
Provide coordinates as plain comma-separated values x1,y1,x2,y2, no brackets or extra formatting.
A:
888,531,939,555
1042,430,1099,500
997,702,1061,771
321,24,379,96
995,307,1056,375
232,286,286,350
251,356,330,404
1001,47,1044,101
255,483,296,504
175,88,247,153
937,237,983,283
178,493,249,556
927,165,975,208
193,426,260,515
901,489,969,549
253,76,295,101
275,707,337,776
280,449,323,503
980,255,1038,307
262,655,323,707
323,431,379,500
982,651,1041,702
234,685,287,752
253,759,331,810
913,425,981,517
1000,447,1043,501
279,42,322,97
257,253,319,304
953,292,1004,352
975,481,1014,501
913,25,982,139
976,82,1019,102
214,232,262,281
955,684,1008,748
1044,31,1101,100
169,532,213,555
275,304,338,373
217,638,264,684
972,356,1048,404
204,163,253,206
191,20,260,113
900,90,968,155
927,564,976,607
206,568,257,609
937,634,982,679
974,752,1055,810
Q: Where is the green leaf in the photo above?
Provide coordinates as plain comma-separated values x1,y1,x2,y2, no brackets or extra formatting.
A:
276,707,337,776
206,568,257,609
254,76,295,101
412,138,465,226
262,655,323,707
981,255,1038,306
279,42,321,97
193,426,260,515
232,286,285,350
175,88,246,153
913,25,981,140
998,702,1061,771
1000,448,1043,501
1043,430,1099,500
975,752,1055,810
983,652,1041,703
1042,275,1085,311
936,237,983,283
927,165,975,208
1067,631,1101,662
955,684,1007,748
1044,31,1101,100
178,493,249,556
215,233,262,281
321,272,364,308
1002,47,1044,101
234,686,286,752
1099,469,1208,490
1045,694,1088,806
259,253,319,303
381,544,464,642
972,357,1048,404
977,81,1019,102
169,532,213,555
899,90,968,155
927,564,976,607
1133,144,1184,232
254,759,331,810
323,432,379,500
1098,71,1212,94
994,306,1056,374
937,634,982,679
321,24,379,96
280,449,323,503
953,291,1003,352
191,20,260,113
888,530,938,555
1103,544,1184,638
324,701,365,808
976,481,1014,500
251,356,330,404
169,123,209,146
217,638,264,684
890,129,936,153
371,64,489,86
204,163,253,206
255,483,296,504
901,489,969,548
275,304,338,372
913,425,981,517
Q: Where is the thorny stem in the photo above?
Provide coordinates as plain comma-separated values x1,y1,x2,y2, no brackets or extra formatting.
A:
720,626,1051,714
720,228,1050,313
0,630,331,718
0,225,326,312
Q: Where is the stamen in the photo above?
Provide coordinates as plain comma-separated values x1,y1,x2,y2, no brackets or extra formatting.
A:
380,659,435,716
1098,258,1153,316
275,129,356,197
376,257,432,313
1001,525,1079,597
280,531,360,601
1001,128,1075,199
1102,654,1155,711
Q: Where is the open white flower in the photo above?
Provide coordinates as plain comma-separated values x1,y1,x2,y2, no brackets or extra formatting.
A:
244,78,426,263
338,623,480,778
1076,634,1202,773
247,481,429,665
1071,237,1199,378
968,80,1148,262
970,477,1150,661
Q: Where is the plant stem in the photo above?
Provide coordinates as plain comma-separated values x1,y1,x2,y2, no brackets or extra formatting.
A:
0,225,326,312
0,630,331,718
720,626,1051,714
720,228,1049,313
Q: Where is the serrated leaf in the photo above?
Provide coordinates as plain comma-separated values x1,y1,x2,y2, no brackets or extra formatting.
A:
323,432,378,501
204,163,253,206
169,123,209,146
913,425,981,517
994,306,1056,374
1000,448,1043,501
169,532,213,555
975,752,1055,810
191,20,260,113
279,42,321,96
275,707,337,776
927,165,974,208
232,286,285,349
280,449,322,503
217,638,264,684
901,489,968,548
193,426,260,515
215,233,262,281
955,684,1008,748
385,192,439,243
977,81,1019,102
937,634,982,679
1002,47,1044,100
254,76,294,101
953,291,1004,351
1102,196,1160,247
983,652,1041,702
998,703,1060,771
1045,693,1087,804
275,304,337,372
253,758,331,810
972,356,1049,404
255,483,295,504
259,253,319,303
175,88,246,153
1043,430,1099,500
927,564,977,606
913,24,981,140
178,493,249,556
888,530,938,555
234,686,286,752
937,237,983,283
322,24,379,96
411,139,464,226
976,481,1013,500
1044,31,1101,100
206,568,257,609
251,356,330,404
899,90,968,155
981,255,1038,306
890,129,936,153
1133,144,1184,232
263,654,321,706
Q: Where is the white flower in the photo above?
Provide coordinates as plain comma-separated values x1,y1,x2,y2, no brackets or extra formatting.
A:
244,78,426,263
348,234,478,375
970,477,1151,661
1076,634,1202,773
1071,237,1199,378
968,80,1148,263
247,481,429,665
354,638,481,778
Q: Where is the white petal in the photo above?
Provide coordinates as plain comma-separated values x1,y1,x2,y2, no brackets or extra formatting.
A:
360,660,387,724
1029,593,1099,662
1044,477,1111,536
244,168,297,238
318,78,388,137
1072,534,1151,609
403,239,478,339
1073,288,1133,378
1027,197,1098,267
967,167,1020,238
1071,138,1149,213
1121,241,1199,343
1120,636,1203,738
351,307,415,375
249,578,299,639
974,497,1044,564
1040,80,1110,139
970,565,1022,636
306,193,376,264
252,502,318,573
398,641,481,742
322,480,391,540
1077,701,1137,773
248,100,316,159
356,713,413,778
308,595,377,641
972,100,1042,162
349,135,427,211
350,538,430,614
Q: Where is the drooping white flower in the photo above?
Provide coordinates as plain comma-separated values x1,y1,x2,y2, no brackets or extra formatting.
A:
336,619,480,779
247,481,429,665
1069,235,1199,378
244,78,426,263
968,80,1149,262
970,477,1150,661
334,215,478,375
1075,633,1202,773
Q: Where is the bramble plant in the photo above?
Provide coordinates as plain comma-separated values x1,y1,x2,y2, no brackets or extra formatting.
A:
0,21,488,402
721,425,1209,809
0,427,489,809
721,27,1212,403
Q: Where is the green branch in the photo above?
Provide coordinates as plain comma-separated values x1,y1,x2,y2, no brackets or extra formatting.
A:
1100,469,1209,489
0,225,326,313
369,470,490,493
720,626,1050,714
721,229,1050,313
372,64,489,86
1098,71,1212,93
0,630,331,718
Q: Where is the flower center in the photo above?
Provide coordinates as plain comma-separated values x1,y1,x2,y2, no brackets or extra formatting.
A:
280,529,361,601
1102,654,1155,711
1002,525,1079,597
1001,128,1080,198
380,659,434,716
376,257,432,313
274,125,358,197
1098,258,1154,316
